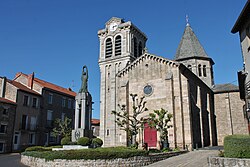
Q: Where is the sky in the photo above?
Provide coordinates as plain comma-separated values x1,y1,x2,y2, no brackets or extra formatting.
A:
0,0,247,119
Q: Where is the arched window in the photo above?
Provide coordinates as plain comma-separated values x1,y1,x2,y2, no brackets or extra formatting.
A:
198,64,202,77
203,65,207,77
105,38,112,58
187,65,192,71
138,42,142,57
115,35,122,56
134,37,138,58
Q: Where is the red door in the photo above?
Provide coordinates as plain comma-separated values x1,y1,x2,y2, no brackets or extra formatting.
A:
144,123,157,147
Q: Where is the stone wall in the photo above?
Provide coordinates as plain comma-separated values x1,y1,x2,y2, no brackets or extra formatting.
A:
208,156,250,167
21,151,187,167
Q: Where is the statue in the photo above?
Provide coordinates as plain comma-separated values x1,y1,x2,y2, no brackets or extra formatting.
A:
79,66,88,93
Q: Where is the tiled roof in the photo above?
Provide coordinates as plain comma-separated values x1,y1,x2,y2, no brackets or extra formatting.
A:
7,80,41,95
16,73,76,97
174,24,211,61
34,77,76,97
91,119,100,125
212,83,239,93
0,97,16,105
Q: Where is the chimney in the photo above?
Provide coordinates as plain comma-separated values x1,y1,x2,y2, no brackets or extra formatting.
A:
1,77,6,98
28,72,34,89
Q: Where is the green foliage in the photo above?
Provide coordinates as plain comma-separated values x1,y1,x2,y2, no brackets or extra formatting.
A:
25,146,62,152
218,150,224,157
112,94,148,146
224,135,250,158
147,108,172,143
77,137,91,146
52,117,72,138
22,147,148,161
173,147,180,152
92,138,103,147
61,136,71,145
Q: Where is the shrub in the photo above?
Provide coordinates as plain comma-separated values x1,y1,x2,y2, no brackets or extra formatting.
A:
25,146,63,152
224,135,250,158
22,147,148,161
77,137,90,146
61,136,71,145
92,138,103,147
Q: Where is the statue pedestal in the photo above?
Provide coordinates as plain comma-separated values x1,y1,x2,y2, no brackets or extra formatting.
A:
72,128,93,142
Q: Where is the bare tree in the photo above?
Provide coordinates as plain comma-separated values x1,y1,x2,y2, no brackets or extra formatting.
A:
112,94,148,146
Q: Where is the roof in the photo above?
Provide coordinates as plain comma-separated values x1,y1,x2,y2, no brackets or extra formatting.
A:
15,73,76,97
117,53,179,77
232,1,250,33
34,77,76,97
174,24,214,64
7,79,41,96
91,119,100,125
212,83,239,93
0,97,16,105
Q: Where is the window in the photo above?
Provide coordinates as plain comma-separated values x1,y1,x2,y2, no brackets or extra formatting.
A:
29,133,35,145
32,97,38,108
48,94,53,104
107,129,110,136
138,41,142,57
0,143,4,152
203,65,207,77
134,38,138,58
21,115,28,130
23,95,29,106
30,116,37,130
62,97,66,107
0,124,7,134
115,35,122,56
105,38,113,58
61,113,65,121
3,108,8,116
198,64,202,77
68,99,72,109
47,110,53,127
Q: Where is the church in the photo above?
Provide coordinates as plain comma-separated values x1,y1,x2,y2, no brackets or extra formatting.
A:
98,17,248,149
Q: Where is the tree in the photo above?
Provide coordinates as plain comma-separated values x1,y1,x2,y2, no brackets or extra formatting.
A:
52,117,72,138
112,94,148,146
147,108,173,149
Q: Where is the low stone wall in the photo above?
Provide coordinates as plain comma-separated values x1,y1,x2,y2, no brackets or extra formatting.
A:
208,156,250,167
21,151,187,167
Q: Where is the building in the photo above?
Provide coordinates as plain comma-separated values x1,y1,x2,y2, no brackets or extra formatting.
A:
91,119,100,137
0,73,76,151
98,17,248,149
0,81,17,153
232,0,250,132
13,72,76,146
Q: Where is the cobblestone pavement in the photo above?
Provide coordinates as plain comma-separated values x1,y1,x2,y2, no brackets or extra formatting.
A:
0,153,28,167
146,146,223,167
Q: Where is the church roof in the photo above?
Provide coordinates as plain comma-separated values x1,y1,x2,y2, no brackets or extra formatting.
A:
174,24,213,63
117,53,179,77
212,83,239,93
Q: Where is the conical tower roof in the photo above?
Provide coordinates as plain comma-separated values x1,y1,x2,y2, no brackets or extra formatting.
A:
174,24,213,64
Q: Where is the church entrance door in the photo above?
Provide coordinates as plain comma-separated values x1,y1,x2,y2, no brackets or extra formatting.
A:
144,123,157,147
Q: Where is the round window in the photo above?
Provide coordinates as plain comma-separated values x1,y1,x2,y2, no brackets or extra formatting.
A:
144,85,153,95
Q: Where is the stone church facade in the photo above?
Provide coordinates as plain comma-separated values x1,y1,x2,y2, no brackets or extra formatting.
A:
98,17,248,149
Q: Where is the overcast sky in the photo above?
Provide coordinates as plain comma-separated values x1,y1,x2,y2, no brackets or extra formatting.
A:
0,0,247,118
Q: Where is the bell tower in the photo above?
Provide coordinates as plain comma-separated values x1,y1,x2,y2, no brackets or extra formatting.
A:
98,17,147,146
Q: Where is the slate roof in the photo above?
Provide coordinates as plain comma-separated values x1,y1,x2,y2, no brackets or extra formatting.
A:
212,83,239,93
231,1,250,33
174,24,212,62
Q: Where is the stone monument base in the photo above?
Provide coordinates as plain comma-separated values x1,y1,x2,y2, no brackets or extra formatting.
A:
72,128,93,142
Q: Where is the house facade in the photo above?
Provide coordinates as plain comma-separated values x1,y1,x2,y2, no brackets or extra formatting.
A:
232,0,250,132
